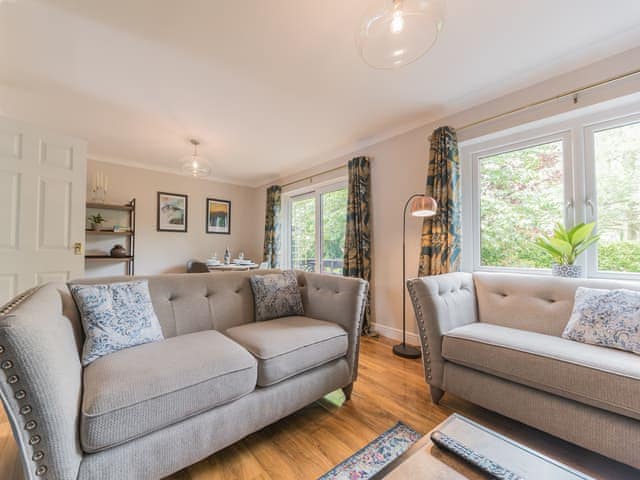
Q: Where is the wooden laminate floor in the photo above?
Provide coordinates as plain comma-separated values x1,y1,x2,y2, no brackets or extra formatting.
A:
0,337,637,479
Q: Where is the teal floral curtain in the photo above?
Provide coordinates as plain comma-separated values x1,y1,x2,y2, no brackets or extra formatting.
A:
263,185,282,268
418,126,461,276
343,156,372,334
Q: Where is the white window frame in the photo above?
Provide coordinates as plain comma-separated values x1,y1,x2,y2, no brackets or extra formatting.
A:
583,111,640,280
281,178,347,272
461,93,640,279
463,129,574,275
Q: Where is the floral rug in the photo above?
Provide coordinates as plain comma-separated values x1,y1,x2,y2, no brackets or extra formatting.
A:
318,422,421,480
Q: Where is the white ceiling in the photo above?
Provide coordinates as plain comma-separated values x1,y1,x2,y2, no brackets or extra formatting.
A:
1,1,640,186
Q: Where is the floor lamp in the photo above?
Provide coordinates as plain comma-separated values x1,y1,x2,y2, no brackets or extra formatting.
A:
393,194,437,359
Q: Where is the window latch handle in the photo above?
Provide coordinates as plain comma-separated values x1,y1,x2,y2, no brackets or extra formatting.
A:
586,199,595,217
566,200,573,211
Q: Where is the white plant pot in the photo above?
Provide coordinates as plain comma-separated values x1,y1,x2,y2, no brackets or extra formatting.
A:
552,263,583,278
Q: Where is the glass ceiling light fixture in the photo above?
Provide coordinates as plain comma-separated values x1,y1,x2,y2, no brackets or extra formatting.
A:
358,0,445,69
181,139,211,178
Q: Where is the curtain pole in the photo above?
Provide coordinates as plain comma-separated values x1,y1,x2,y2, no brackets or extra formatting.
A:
453,68,640,135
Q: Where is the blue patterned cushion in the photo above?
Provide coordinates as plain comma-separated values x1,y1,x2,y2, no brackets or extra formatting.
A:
562,287,640,355
249,271,304,322
70,281,164,366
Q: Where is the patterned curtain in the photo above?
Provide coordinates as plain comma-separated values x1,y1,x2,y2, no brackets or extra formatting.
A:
343,156,372,334
418,126,461,276
263,185,282,268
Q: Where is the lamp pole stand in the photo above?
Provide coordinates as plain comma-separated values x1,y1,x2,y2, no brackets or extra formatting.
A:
393,194,423,359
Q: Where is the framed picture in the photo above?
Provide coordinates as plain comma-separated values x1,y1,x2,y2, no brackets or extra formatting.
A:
206,198,231,234
157,192,188,232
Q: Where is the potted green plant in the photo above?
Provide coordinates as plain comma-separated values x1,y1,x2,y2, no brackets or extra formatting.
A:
88,213,106,231
534,222,599,278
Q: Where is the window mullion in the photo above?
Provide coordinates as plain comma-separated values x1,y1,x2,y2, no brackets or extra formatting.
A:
283,197,291,269
315,191,322,273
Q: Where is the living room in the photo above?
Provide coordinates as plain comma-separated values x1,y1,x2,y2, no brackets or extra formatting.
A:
1,1,640,479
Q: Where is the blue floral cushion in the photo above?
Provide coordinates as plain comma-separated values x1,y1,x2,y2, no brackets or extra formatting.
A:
249,270,304,322
70,280,164,366
562,287,640,355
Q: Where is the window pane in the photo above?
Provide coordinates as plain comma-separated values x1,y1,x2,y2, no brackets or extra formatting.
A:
321,188,348,274
479,141,564,268
594,122,640,273
290,197,316,271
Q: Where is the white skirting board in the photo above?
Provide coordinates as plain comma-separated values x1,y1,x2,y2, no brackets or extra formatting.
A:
370,322,420,346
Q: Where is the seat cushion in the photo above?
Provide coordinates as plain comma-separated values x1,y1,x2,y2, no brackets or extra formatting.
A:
225,316,348,386
442,323,640,421
81,330,257,452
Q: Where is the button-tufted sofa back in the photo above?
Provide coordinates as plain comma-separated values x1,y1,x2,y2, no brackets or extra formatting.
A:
473,272,640,336
66,270,367,340
68,271,275,338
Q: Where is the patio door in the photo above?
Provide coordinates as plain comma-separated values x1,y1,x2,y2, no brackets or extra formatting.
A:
287,182,347,274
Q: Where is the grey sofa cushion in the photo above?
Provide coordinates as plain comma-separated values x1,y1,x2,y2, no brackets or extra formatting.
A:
562,287,640,354
81,330,257,452
442,323,640,421
76,359,352,480
225,316,348,386
70,280,164,366
249,271,304,321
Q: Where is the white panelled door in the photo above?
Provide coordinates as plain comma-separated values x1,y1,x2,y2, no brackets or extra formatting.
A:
0,117,86,305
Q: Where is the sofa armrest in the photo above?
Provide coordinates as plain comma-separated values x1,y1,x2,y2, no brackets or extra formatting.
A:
0,283,84,480
296,271,369,384
407,272,477,389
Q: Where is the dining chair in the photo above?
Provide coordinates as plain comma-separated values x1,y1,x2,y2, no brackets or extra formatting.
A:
186,259,210,273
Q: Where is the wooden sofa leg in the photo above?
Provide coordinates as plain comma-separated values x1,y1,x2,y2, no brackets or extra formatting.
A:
430,386,444,405
343,383,354,401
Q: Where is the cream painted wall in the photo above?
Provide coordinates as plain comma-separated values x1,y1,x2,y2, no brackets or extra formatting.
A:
256,46,640,344
85,47,640,339
85,160,263,277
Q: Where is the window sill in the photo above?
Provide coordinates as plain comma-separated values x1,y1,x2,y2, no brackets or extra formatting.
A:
469,266,640,281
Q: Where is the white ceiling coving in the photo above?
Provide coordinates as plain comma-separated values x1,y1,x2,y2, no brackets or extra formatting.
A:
1,0,640,186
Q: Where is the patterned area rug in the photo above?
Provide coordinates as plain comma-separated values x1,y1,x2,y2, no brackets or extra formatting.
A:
318,422,421,480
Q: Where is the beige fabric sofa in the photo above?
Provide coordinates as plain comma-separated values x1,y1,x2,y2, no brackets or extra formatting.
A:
0,270,368,480
407,271,640,469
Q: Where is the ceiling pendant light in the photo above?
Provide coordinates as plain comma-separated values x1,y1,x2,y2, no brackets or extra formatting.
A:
181,139,211,178
358,0,445,69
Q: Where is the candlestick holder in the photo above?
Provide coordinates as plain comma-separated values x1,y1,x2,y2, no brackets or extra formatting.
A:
91,172,109,203
91,187,107,203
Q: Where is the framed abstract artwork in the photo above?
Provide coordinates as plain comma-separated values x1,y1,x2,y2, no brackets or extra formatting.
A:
206,198,231,234
157,192,188,232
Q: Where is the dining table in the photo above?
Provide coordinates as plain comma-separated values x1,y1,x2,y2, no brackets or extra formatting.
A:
207,263,260,272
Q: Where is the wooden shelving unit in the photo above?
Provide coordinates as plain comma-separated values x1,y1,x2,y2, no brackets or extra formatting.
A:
86,230,134,236
85,256,134,263
85,199,136,275
86,202,134,211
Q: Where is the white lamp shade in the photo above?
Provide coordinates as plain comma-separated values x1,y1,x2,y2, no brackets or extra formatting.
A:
409,195,437,217
181,139,211,177
357,0,445,69
181,154,211,177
